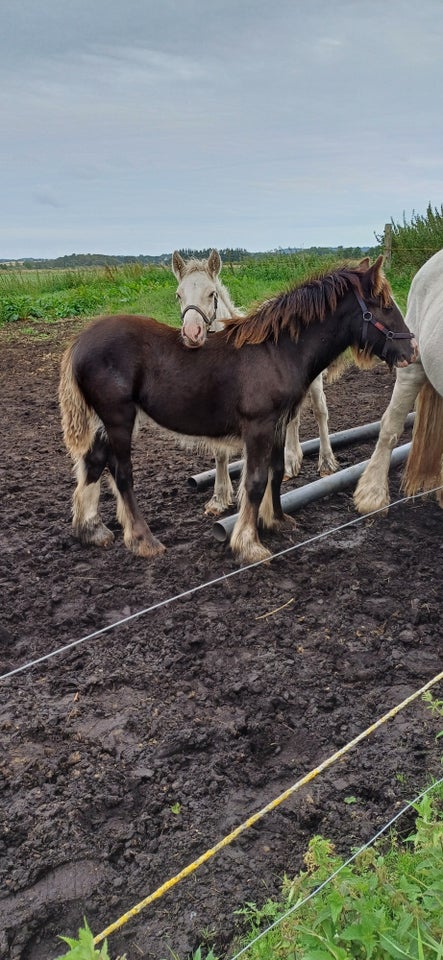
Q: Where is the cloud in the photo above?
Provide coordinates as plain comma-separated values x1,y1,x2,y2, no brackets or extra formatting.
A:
1,0,443,258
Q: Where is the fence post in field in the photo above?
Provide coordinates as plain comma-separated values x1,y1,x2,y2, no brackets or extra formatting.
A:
384,223,392,269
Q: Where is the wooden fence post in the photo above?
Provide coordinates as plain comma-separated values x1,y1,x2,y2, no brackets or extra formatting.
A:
384,223,392,268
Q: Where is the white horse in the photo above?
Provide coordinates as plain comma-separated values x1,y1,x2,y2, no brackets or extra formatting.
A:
172,249,338,515
354,248,443,514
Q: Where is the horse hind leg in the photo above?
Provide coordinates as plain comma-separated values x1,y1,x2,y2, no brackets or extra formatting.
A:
106,443,165,559
283,374,337,478
283,410,303,478
231,429,277,563
72,436,114,548
204,447,234,515
259,435,297,532
309,373,338,476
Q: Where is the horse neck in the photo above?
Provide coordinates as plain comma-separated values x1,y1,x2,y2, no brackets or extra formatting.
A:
287,299,356,382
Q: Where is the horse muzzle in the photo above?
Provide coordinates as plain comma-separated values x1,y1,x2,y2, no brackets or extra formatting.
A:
181,326,206,349
181,303,216,348
396,337,419,367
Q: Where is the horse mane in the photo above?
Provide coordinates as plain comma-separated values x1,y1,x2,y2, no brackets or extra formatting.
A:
224,262,393,348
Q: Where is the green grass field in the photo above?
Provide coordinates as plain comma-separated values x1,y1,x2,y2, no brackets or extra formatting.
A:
0,252,413,331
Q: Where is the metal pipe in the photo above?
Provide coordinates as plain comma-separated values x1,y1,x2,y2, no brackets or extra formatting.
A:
188,413,415,491
212,442,412,542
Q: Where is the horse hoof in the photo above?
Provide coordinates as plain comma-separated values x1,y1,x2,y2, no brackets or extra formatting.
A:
236,544,272,564
204,498,232,516
128,537,166,559
283,462,302,479
318,456,339,477
282,513,297,529
74,520,115,548
353,490,390,516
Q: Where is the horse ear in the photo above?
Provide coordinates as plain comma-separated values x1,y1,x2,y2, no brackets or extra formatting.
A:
207,249,222,279
369,254,388,299
172,251,186,280
357,257,370,270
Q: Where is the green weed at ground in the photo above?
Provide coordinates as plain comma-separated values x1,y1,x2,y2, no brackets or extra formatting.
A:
53,917,124,960
231,782,443,960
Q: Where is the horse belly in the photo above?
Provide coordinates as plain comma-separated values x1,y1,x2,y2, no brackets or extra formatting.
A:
141,384,240,441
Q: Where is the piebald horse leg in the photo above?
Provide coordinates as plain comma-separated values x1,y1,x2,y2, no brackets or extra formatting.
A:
105,432,166,559
205,447,235,515
230,428,275,563
354,361,427,515
72,437,114,548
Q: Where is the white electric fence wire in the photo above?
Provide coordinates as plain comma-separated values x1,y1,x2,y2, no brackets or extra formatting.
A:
1,485,441,684
229,775,443,960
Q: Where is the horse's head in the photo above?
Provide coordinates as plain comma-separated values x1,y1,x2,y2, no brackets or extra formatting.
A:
172,249,223,348
355,256,418,369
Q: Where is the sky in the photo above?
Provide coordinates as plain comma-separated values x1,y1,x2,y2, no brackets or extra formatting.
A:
1,0,443,259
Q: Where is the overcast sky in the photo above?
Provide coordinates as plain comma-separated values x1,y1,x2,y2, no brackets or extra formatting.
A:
1,0,442,259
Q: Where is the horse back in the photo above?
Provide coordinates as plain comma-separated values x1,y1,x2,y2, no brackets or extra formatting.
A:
71,314,181,404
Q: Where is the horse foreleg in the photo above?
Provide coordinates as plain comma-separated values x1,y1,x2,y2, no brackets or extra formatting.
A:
204,447,234,515
309,374,338,476
354,362,427,515
72,445,114,548
231,430,274,563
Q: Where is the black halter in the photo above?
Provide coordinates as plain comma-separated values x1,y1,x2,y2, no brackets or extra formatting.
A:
181,292,219,329
355,291,414,359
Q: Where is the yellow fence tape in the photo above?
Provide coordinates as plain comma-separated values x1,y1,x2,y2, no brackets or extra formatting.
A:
94,667,443,944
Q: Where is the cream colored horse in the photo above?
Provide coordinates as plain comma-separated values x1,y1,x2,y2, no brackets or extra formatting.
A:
354,248,443,514
172,249,338,515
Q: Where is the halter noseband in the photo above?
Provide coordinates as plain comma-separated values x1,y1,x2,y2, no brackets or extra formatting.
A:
355,291,414,359
181,292,219,329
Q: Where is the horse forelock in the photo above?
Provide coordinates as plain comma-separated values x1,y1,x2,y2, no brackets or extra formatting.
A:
224,265,391,348
179,257,214,275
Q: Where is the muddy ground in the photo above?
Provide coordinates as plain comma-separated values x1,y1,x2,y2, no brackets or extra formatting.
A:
1,319,442,960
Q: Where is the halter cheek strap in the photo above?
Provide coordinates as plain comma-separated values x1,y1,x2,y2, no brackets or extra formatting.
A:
181,292,219,329
354,291,414,359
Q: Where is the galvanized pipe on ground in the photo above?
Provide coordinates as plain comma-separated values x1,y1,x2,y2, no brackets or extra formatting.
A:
212,442,412,543
188,413,415,492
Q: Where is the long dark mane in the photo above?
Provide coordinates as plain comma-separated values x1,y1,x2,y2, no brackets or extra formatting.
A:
224,262,394,348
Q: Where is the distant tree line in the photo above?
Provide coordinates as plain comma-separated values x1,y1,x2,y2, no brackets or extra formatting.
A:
0,252,171,270
0,244,380,271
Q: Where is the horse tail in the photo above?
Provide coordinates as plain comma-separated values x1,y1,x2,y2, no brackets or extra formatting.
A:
59,341,98,460
402,381,443,496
